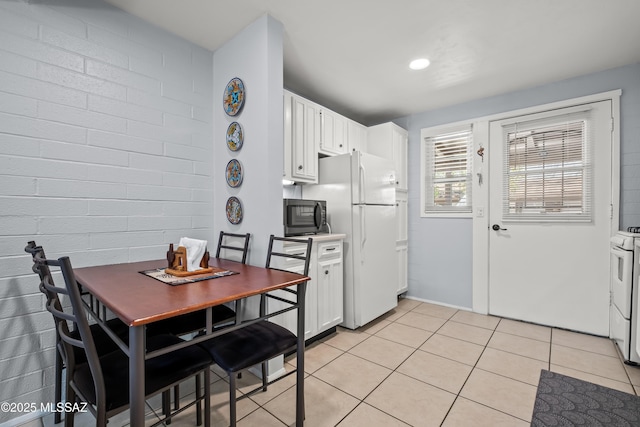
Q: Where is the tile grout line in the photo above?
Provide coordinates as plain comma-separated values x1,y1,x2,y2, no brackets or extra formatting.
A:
237,301,637,425
438,316,513,426
330,304,455,426
333,306,425,426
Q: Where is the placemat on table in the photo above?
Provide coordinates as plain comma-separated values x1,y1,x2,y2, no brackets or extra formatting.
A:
140,267,238,286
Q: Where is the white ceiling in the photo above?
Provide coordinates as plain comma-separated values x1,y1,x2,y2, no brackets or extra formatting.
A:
104,0,640,126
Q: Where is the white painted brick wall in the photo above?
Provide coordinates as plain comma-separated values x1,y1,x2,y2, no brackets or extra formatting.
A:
0,0,214,422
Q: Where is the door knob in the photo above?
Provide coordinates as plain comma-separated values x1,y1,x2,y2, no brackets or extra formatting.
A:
492,224,507,231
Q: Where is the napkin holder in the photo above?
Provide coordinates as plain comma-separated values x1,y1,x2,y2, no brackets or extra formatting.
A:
165,243,213,277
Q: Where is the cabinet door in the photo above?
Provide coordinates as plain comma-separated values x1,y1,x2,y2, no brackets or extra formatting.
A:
367,122,408,190
319,110,348,156
269,244,317,340
290,96,319,182
396,243,408,295
317,256,343,331
396,193,408,242
348,120,367,153
393,128,408,191
395,193,408,295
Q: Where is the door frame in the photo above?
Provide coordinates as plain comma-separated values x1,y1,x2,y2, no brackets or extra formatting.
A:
471,90,621,315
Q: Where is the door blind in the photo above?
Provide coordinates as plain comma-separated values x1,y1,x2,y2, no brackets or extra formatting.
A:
501,110,592,222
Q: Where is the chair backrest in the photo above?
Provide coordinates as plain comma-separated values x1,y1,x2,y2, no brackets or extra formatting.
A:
215,231,251,264
262,235,313,318
25,241,53,287
265,235,313,276
30,252,108,409
25,242,67,330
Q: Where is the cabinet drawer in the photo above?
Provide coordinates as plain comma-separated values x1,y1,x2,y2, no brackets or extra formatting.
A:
274,244,308,272
318,241,342,259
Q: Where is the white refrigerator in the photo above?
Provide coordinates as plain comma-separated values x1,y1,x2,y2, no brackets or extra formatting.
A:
304,151,397,329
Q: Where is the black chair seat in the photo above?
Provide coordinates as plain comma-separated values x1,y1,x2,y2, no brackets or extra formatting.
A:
147,304,236,336
74,334,212,412
69,318,129,362
199,321,296,373
195,235,311,426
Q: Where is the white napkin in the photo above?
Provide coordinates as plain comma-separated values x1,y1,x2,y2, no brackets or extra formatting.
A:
178,237,208,272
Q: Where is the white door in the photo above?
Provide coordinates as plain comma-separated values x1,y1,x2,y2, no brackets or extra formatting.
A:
488,100,613,335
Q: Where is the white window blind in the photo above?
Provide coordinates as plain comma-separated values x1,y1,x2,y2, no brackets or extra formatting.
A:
502,110,592,221
423,125,473,214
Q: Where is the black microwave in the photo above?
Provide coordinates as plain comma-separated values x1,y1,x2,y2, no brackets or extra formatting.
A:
283,199,326,236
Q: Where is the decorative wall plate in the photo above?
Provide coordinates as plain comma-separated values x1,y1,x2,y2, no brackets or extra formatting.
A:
225,196,243,224
223,77,245,116
226,121,244,151
225,159,243,188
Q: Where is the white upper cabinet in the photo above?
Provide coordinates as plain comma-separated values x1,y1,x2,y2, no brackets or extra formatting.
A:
284,90,319,183
284,90,372,183
367,122,408,191
319,109,349,156
348,120,367,153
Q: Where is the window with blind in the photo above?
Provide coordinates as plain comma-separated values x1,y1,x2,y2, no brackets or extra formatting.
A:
421,125,473,215
502,110,592,221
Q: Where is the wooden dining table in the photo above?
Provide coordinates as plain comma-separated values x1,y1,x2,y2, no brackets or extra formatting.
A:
73,257,310,427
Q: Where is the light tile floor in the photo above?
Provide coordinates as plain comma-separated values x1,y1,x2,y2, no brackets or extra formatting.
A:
29,298,640,426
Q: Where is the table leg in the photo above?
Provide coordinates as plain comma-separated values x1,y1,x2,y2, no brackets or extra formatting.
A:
129,325,145,426
296,282,306,427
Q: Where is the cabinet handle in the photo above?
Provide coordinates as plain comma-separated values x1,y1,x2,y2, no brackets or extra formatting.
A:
298,165,303,170
339,144,343,148
325,247,336,251
324,270,329,275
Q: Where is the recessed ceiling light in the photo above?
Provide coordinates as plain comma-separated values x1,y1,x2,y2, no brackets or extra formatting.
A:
409,58,430,70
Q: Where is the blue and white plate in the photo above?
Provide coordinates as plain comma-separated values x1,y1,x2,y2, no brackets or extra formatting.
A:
226,121,243,151
223,77,245,116
225,159,243,188
225,197,243,224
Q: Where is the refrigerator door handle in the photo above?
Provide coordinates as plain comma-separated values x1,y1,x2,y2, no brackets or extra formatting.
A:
359,160,366,204
360,205,367,263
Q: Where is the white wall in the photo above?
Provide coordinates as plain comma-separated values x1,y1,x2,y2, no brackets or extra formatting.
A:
212,14,286,379
0,0,213,422
399,62,640,309
213,15,284,266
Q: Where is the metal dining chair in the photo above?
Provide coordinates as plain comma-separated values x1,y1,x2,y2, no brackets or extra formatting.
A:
30,250,212,427
148,232,251,337
215,231,251,264
25,242,133,423
146,231,251,412
197,234,312,426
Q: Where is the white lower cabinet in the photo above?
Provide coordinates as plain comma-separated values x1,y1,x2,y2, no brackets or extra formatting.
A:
316,242,344,331
396,242,408,295
271,236,344,341
396,192,408,295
